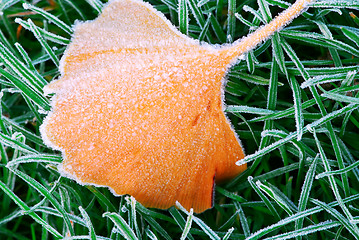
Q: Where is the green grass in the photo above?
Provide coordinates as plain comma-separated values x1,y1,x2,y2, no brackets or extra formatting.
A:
1,0,359,239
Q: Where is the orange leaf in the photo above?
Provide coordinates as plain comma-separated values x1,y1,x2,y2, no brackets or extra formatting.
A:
41,0,314,213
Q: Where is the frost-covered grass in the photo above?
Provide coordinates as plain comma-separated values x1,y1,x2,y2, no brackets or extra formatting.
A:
1,0,359,239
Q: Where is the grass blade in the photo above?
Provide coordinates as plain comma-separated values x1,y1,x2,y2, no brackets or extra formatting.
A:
103,212,138,240
180,208,193,240
0,180,63,238
22,3,73,35
79,206,96,240
178,0,188,35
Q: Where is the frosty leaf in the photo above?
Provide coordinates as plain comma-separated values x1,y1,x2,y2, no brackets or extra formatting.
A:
41,0,314,213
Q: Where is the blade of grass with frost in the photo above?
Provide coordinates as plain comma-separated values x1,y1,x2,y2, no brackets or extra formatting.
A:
178,0,188,35
6,154,61,167
2,133,23,218
249,98,317,123
0,93,9,136
256,180,293,215
205,6,227,43
0,209,23,226
1,12,17,43
79,206,96,240
23,94,43,125
281,31,359,57
288,75,304,140
62,0,87,20
301,73,350,88
0,0,21,10
159,0,178,11
0,132,37,154
341,70,357,87
295,155,318,239
0,41,48,91
27,177,62,215
229,72,271,85
246,50,256,73
14,43,39,74
340,104,359,137
312,0,359,8
247,194,359,239
22,3,73,35
248,176,281,220
237,103,359,165
86,186,117,212
13,46,48,117
32,47,66,66
103,212,138,240
0,180,63,238
316,89,353,196
0,68,50,111
140,212,172,240
135,202,174,223
232,112,260,146
249,58,278,173
217,209,240,230
85,0,104,13
176,202,220,240
261,130,304,162
186,0,206,26
312,130,359,236
341,27,359,47
28,19,59,67
0,42,49,100
278,38,351,196
243,5,266,23
0,29,18,57
235,163,302,191
2,117,44,146
310,199,359,238
258,0,272,23
272,33,288,75
268,182,298,211
264,220,341,240
322,91,359,104
57,0,71,25
133,206,175,235
128,197,142,239
7,168,75,235
198,13,211,41
226,105,276,115
32,206,86,227
285,65,359,80
169,208,195,240
234,202,251,237
180,208,193,240
145,228,158,240
222,227,234,240
15,18,70,45
316,160,359,179
235,13,257,28
335,226,346,240
338,139,359,181
264,54,278,114
186,0,213,42
216,186,247,202
227,0,236,42
197,0,210,7
315,20,342,67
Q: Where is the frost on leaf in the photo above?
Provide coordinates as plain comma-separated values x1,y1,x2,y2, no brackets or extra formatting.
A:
41,0,314,213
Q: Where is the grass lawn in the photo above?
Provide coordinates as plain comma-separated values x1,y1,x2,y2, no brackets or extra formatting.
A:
1,0,359,239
